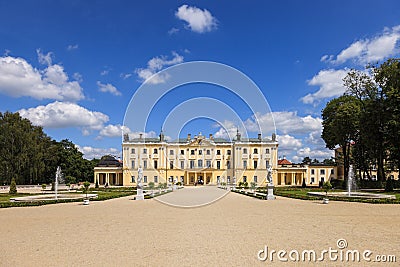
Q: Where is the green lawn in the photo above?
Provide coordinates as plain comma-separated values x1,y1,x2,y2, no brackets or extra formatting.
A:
0,187,137,208
273,187,400,203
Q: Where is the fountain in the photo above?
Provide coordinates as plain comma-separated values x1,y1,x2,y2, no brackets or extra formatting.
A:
347,165,358,196
10,166,97,203
307,164,396,200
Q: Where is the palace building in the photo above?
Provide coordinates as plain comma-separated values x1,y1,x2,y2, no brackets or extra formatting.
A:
94,130,340,187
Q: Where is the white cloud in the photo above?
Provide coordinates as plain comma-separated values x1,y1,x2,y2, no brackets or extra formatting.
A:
97,81,121,96
277,134,302,150
37,49,53,66
98,124,131,138
322,25,400,65
100,70,109,76
120,73,132,79
0,55,84,101
292,147,334,163
168,27,179,35
73,72,83,83
135,52,183,84
244,111,322,135
77,145,121,160
67,44,79,51
175,4,218,33
301,69,348,105
18,101,109,133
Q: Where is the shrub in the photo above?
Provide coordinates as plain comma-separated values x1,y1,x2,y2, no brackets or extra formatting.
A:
385,178,394,192
250,182,257,190
82,181,90,198
243,182,248,188
322,181,332,196
9,178,17,194
41,184,47,190
358,179,383,189
330,179,345,189
148,182,155,190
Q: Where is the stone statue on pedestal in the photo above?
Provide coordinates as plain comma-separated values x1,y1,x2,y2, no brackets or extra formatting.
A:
136,166,144,200
266,165,275,200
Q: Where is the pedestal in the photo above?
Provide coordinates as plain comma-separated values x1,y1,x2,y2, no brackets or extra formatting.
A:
136,188,144,200
267,183,275,200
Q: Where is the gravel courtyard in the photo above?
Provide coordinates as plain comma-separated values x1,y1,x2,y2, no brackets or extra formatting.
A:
0,187,399,266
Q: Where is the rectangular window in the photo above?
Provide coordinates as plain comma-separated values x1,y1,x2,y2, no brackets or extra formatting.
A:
227,150,231,155
243,160,247,169
321,177,324,182
143,148,147,154
331,169,334,174
154,176,158,183
191,150,195,155
227,176,230,183
216,150,221,155
265,148,269,154
243,148,248,154
131,148,135,154
131,160,135,169
206,149,210,155
254,160,258,169
131,176,135,183
143,160,147,169
217,160,221,169
227,161,231,169
198,159,203,168
266,160,269,168
144,176,147,183
170,161,174,169
243,176,247,183
153,148,158,154
254,176,257,183
169,150,174,155
320,169,325,175
206,160,211,168
311,169,315,175
180,160,185,169
180,149,184,155
198,150,202,155
153,160,158,169
311,177,315,183
190,160,195,169
254,148,258,154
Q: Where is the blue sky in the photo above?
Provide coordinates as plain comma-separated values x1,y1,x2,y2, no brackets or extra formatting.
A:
1,0,399,162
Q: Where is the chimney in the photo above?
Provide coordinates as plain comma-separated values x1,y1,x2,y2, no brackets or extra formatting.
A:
187,133,191,141
209,134,213,140
139,133,143,139
258,133,262,140
272,133,276,142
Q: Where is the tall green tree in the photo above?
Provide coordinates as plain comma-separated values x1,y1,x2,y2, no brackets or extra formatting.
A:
344,58,400,181
321,95,361,182
0,112,50,184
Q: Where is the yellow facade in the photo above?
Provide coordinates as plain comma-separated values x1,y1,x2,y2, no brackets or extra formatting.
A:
121,132,279,186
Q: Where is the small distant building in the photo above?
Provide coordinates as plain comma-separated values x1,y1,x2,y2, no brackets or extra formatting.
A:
94,155,123,186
